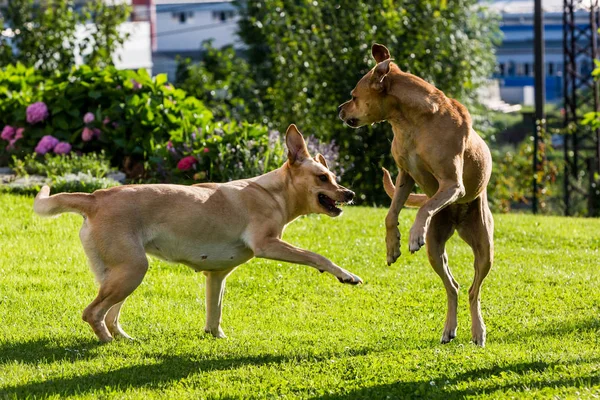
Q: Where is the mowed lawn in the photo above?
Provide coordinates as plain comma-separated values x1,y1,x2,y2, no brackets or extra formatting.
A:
1,193,599,399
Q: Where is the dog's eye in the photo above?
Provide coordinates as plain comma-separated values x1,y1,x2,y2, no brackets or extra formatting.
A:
318,174,328,182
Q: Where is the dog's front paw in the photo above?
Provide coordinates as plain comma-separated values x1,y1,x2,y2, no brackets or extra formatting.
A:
385,227,401,265
408,225,426,253
471,326,486,347
337,271,363,285
204,326,227,339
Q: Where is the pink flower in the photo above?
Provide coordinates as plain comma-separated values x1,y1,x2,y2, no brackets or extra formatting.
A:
131,79,142,90
103,117,110,125
83,112,95,124
26,102,49,124
5,128,24,150
1,125,15,141
82,127,94,142
53,141,72,154
34,135,59,155
203,147,210,153
177,155,197,171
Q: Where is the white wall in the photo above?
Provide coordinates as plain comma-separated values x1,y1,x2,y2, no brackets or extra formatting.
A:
74,21,152,71
155,5,240,52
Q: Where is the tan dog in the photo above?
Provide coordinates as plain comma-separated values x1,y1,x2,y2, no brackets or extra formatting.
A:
33,125,362,342
338,44,494,346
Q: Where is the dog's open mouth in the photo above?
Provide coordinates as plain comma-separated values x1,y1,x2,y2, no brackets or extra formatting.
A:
318,193,343,214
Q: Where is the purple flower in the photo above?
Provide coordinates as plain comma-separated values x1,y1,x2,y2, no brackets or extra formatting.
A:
26,102,49,124
83,112,95,124
34,135,59,155
53,141,72,154
82,127,94,142
103,116,110,125
1,125,15,141
92,128,101,138
5,128,24,150
131,79,142,90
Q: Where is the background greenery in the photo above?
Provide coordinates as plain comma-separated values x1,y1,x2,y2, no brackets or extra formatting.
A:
174,0,501,204
1,194,599,398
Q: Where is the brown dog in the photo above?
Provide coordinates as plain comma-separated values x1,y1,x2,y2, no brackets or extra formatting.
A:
338,44,494,346
34,124,362,342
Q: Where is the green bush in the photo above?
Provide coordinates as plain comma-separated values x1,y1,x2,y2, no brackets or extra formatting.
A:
176,42,263,123
0,64,213,173
11,151,114,179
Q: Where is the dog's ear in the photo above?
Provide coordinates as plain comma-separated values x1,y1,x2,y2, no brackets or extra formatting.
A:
371,59,392,92
286,124,310,164
372,43,391,63
315,153,328,169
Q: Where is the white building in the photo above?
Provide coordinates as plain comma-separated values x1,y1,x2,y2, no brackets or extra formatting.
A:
152,0,240,78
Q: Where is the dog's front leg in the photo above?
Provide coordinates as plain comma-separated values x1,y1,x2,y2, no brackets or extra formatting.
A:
385,169,415,265
253,239,362,284
203,268,235,338
409,180,465,253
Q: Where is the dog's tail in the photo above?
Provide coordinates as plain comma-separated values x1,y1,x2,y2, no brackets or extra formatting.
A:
34,185,97,217
382,168,428,208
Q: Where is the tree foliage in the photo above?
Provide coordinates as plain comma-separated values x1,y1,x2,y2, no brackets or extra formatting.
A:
0,0,130,73
235,0,501,203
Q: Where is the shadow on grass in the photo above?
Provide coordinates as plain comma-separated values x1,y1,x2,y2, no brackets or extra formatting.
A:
314,358,600,399
0,339,376,398
494,316,600,343
0,337,102,365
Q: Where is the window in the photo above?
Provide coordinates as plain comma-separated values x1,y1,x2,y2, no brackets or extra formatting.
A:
173,11,194,24
524,63,530,76
498,63,505,76
507,62,516,76
548,62,554,76
212,10,235,22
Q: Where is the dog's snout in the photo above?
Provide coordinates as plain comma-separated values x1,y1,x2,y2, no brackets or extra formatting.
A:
338,105,346,120
344,190,355,202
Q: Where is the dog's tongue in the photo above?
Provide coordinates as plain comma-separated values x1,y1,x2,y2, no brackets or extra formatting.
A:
324,196,336,207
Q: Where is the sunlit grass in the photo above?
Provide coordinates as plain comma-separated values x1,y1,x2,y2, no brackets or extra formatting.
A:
1,193,599,399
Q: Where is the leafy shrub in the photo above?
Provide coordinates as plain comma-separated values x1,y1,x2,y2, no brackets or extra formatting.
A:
157,122,345,185
0,173,120,196
0,64,213,175
11,151,114,179
176,42,263,123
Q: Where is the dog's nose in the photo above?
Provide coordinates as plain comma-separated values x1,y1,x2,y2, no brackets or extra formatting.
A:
344,190,355,202
338,105,345,120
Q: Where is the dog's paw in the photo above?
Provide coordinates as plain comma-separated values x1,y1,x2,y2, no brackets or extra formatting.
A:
205,327,227,339
471,328,486,347
440,328,457,344
385,227,401,265
337,272,363,285
408,225,426,253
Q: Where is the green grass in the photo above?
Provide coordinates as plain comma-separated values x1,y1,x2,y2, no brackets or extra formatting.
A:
1,193,599,399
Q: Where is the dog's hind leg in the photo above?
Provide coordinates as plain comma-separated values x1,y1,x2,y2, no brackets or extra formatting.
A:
82,258,148,342
79,227,149,342
456,194,494,347
203,268,235,338
105,301,134,340
426,208,459,344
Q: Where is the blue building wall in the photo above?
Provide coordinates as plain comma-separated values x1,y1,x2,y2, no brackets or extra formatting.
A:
493,10,593,104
